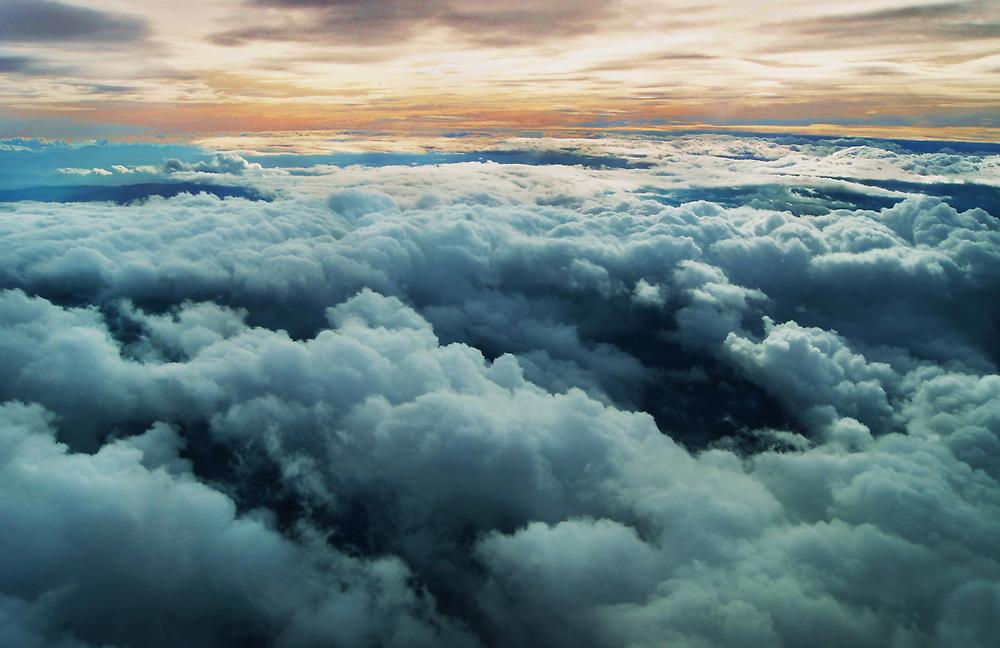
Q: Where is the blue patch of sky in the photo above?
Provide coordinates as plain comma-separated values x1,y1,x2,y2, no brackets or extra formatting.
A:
0,139,211,190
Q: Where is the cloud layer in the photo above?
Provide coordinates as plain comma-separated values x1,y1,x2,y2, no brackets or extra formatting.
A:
0,133,999,646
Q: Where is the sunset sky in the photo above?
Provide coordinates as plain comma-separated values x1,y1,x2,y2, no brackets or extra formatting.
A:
1,0,998,139
5,2,1000,647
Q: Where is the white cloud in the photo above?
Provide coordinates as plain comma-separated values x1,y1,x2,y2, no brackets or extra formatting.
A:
56,167,112,176
0,133,998,646
0,401,477,648
162,152,263,175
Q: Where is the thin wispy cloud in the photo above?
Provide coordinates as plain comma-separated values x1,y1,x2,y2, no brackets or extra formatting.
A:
213,0,616,47
0,0,997,137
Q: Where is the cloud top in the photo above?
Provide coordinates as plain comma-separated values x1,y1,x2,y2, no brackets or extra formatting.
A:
0,133,998,646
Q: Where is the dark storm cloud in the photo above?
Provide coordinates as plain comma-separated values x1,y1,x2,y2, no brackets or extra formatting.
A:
213,0,613,47
0,0,149,43
0,134,999,646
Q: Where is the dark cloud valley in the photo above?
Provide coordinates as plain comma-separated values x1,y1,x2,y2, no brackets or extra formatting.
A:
0,133,999,647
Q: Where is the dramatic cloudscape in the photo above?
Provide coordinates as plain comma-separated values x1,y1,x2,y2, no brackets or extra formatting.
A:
1,1,1000,647
2,131,1000,647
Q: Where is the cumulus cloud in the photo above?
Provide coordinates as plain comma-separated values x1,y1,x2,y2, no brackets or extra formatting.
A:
0,133,998,646
0,401,477,648
161,152,263,175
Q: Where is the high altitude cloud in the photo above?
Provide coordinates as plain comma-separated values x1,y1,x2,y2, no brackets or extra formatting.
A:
0,133,999,646
778,0,1000,47
214,0,616,46
0,0,148,43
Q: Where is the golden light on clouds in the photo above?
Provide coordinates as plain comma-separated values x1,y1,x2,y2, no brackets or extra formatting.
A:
0,0,998,139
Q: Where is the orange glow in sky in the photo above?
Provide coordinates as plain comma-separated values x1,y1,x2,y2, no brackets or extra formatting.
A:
1,0,998,140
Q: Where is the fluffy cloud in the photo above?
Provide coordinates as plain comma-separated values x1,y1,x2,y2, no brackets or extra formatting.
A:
0,133,998,646
0,401,477,648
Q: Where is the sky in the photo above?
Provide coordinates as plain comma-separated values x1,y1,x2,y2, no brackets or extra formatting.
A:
1,0,999,139
2,3,1000,646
